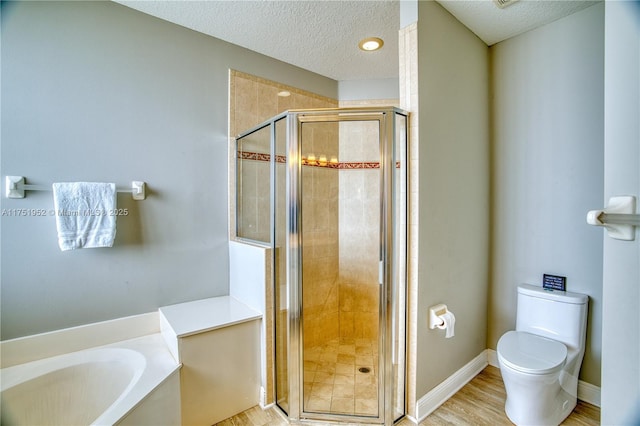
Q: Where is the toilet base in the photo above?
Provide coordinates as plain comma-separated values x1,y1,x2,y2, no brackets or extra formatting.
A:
499,362,578,425
505,392,575,426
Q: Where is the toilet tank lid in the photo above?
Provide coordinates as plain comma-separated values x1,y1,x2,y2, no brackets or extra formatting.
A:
518,284,588,304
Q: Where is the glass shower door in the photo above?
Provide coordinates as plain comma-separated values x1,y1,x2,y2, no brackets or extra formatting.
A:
297,115,383,422
391,111,407,423
236,108,407,424
274,116,289,414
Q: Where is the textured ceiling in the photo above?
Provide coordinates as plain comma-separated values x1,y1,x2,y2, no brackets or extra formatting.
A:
437,0,599,46
114,0,400,81
113,0,600,82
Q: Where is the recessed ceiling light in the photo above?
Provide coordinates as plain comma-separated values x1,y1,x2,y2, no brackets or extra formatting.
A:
358,37,384,52
277,91,291,97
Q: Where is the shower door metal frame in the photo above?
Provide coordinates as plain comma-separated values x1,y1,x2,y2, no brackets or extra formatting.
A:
285,107,408,425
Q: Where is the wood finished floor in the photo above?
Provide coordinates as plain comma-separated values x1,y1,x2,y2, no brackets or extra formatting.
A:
214,366,600,426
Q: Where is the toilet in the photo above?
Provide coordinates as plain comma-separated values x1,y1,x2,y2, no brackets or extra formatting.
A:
497,284,588,426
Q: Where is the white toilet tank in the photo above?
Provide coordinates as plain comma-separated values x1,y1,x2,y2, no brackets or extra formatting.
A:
515,284,588,350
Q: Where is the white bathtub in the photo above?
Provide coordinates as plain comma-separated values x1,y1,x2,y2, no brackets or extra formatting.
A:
0,333,181,426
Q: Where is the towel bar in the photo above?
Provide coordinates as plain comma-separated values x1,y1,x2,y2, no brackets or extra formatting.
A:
587,195,637,241
5,176,146,200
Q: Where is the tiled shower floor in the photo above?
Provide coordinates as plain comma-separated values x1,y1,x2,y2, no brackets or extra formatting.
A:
302,338,379,417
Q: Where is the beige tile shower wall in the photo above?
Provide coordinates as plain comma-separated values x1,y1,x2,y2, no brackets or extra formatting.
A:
337,119,382,343
301,122,340,349
236,128,271,242
336,100,398,343
229,69,338,241
237,158,270,242
230,70,338,137
229,70,339,404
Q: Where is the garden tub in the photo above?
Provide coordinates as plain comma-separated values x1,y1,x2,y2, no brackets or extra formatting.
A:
0,333,180,425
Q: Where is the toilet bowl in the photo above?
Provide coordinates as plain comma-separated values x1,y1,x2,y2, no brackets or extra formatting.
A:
497,284,588,426
498,331,572,425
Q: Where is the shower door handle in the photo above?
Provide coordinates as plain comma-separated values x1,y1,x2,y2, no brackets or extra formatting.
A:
379,260,384,285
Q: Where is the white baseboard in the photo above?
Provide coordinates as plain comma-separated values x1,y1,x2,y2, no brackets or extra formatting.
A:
259,386,278,410
402,414,419,425
415,350,488,421
487,347,499,367
578,380,601,407
486,349,601,407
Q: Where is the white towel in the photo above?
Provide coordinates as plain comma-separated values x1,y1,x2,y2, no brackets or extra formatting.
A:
52,182,117,251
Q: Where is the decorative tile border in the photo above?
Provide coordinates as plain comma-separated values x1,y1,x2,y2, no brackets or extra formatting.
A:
238,151,399,169
238,152,286,163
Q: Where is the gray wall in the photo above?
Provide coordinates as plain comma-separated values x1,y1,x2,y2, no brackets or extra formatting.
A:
415,1,490,396
338,78,399,101
0,1,337,340
489,3,604,386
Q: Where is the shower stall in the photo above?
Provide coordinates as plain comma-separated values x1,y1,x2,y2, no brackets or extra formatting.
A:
235,107,408,424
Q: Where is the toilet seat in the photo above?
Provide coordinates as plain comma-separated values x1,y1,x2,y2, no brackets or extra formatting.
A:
498,331,567,375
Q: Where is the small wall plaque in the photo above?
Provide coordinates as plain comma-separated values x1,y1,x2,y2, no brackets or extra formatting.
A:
543,274,566,291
